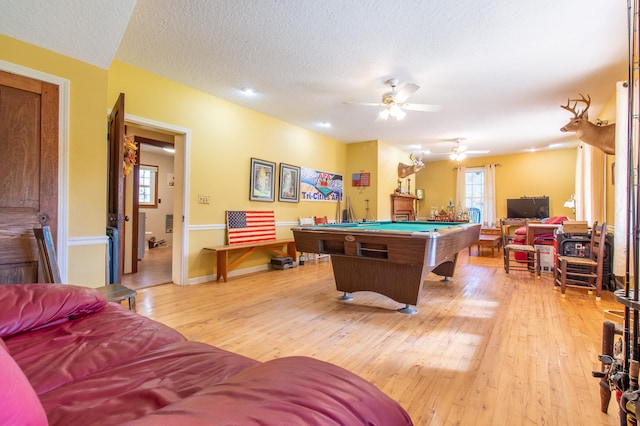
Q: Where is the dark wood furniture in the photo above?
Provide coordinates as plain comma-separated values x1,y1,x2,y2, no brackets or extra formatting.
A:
554,221,606,300
292,221,480,313
33,226,137,311
390,193,418,221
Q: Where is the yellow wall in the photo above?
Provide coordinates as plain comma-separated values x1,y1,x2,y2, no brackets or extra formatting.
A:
0,35,109,286
107,61,347,279
416,149,578,220
0,34,617,285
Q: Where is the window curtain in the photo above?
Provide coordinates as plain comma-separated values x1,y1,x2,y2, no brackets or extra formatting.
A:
455,166,466,209
483,164,497,227
614,80,629,277
575,143,605,225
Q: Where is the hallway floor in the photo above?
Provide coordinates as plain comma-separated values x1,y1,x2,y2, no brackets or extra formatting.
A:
121,246,172,290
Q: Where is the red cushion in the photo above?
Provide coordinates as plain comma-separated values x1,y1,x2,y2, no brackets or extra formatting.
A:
514,226,526,235
0,284,106,339
0,343,47,426
543,216,569,224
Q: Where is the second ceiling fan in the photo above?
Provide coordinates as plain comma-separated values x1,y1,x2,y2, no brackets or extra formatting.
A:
345,78,442,120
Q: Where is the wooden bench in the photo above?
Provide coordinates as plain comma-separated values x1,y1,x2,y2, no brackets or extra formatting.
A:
204,239,297,282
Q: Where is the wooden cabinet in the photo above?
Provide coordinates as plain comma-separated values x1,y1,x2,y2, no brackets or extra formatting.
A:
390,193,418,221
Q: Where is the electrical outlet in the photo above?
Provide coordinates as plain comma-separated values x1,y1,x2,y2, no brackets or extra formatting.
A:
198,195,210,204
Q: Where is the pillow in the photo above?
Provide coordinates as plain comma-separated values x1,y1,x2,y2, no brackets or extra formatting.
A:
514,226,527,235
0,284,107,339
0,343,47,425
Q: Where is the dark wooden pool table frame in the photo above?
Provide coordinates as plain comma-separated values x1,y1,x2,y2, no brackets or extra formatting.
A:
292,222,481,313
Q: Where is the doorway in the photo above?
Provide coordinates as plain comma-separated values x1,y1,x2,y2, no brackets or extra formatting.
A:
119,113,190,288
122,126,176,289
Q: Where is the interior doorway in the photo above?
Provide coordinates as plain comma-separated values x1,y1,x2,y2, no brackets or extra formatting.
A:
118,114,190,288
122,125,176,289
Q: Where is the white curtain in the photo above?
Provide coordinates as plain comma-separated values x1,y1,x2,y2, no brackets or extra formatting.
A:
575,143,605,225
483,164,497,227
614,80,629,277
455,166,466,209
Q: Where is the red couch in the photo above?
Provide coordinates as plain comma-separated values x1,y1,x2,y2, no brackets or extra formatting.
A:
0,284,412,425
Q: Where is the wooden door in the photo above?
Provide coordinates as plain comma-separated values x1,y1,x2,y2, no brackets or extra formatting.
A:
107,93,126,283
0,70,59,283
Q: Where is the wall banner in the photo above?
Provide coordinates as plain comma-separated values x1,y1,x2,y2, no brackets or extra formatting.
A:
300,168,343,202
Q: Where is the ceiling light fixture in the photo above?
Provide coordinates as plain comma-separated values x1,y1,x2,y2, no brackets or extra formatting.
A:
378,102,406,120
318,121,332,128
240,87,256,96
450,139,467,162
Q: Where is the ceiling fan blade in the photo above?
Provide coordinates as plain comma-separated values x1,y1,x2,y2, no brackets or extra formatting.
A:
402,103,443,112
394,83,419,103
343,101,384,107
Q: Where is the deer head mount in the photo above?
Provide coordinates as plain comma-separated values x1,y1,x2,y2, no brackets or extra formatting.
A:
560,93,615,155
397,153,424,178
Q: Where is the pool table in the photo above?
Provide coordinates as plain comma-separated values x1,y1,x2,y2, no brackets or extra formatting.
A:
292,221,481,313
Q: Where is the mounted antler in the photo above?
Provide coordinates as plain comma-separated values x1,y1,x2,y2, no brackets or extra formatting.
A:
397,153,424,178
560,93,615,155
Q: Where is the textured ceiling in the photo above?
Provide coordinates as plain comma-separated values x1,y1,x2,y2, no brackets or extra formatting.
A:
0,0,629,160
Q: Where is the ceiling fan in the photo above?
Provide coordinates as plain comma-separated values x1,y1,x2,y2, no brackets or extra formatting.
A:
447,139,490,161
345,78,442,120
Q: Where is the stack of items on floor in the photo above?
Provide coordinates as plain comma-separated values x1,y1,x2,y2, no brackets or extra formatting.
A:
1,284,412,425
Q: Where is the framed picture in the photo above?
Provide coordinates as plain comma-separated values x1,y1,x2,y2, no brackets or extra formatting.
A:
278,163,300,202
250,158,276,202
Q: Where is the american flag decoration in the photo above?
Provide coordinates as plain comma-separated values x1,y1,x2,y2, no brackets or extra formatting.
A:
226,210,276,245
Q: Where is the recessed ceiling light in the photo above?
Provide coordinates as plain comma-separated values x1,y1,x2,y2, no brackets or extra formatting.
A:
318,122,331,128
240,87,256,96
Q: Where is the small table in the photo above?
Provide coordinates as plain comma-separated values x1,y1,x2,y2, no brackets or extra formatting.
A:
97,284,137,311
469,234,501,257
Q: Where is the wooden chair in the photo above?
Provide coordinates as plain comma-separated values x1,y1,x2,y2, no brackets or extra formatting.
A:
554,221,606,300
33,226,137,310
33,226,62,284
500,218,540,277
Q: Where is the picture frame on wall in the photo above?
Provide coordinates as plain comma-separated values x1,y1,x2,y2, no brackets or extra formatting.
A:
250,158,276,202
278,163,300,203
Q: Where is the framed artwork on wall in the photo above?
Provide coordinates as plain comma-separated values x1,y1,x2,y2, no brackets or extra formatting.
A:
250,158,276,202
278,163,300,202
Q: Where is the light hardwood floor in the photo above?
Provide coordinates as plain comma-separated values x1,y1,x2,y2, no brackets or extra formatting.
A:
133,250,621,425
121,246,172,290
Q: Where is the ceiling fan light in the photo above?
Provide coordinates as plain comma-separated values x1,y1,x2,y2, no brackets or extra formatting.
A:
450,153,457,161
457,152,467,161
379,109,390,120
395,108,406,120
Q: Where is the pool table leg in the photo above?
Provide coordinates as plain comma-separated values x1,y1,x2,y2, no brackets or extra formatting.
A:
398,304,417,314
339,292,354,301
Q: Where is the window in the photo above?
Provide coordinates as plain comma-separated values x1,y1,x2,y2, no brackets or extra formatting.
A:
139,164,158,208
465,167,484,213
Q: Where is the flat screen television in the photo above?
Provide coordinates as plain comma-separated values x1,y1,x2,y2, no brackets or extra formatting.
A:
507,197,549,219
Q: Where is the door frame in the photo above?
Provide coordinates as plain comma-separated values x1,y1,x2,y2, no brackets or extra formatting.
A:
0,59,70,281
123,113,191,286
